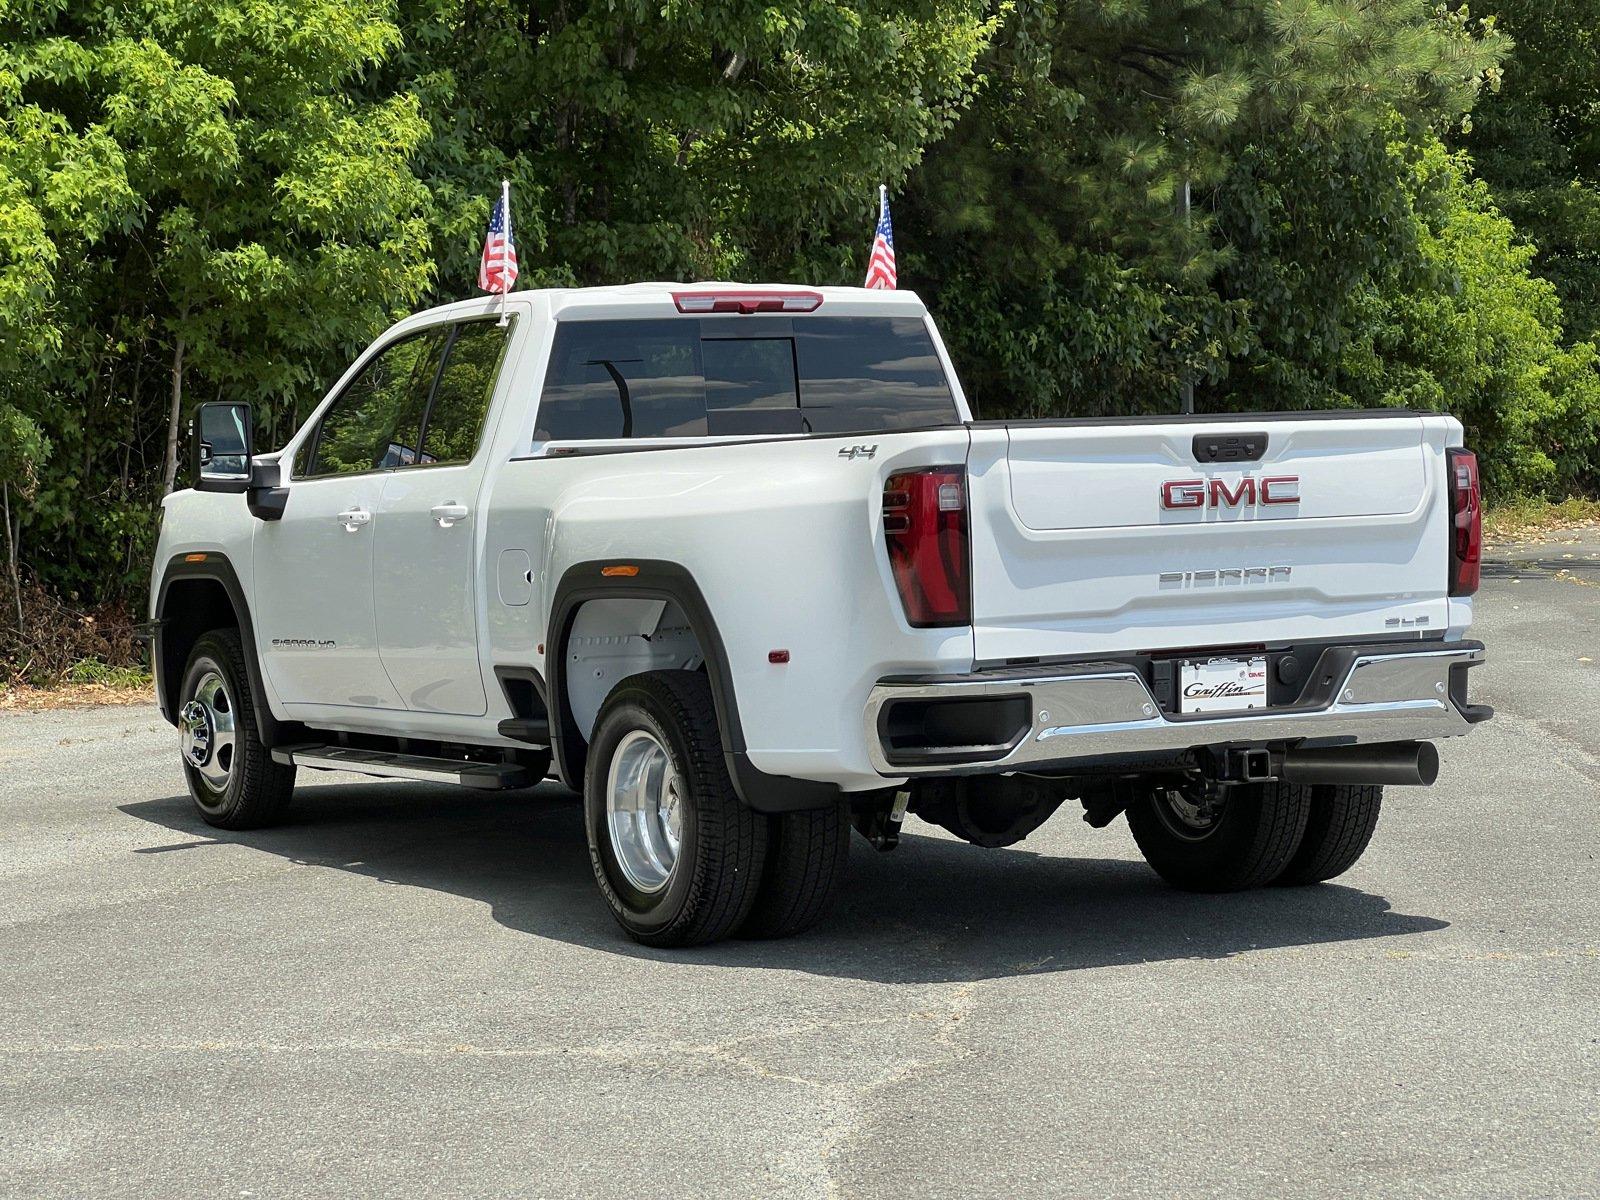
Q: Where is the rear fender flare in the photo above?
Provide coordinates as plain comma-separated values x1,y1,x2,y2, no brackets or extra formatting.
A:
545,560,840,813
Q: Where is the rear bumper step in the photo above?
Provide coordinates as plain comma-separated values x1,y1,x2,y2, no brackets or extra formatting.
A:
865,642,1485,776
271,745,529,790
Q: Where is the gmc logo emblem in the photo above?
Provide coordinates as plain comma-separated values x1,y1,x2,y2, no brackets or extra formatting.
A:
1161,475,1300,510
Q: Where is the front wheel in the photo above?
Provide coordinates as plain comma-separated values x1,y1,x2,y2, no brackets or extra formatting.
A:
178,628,296,829
584,670,767,947
1126,779,1310,892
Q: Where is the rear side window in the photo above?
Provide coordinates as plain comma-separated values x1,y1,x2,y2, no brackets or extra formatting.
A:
534,316,957,442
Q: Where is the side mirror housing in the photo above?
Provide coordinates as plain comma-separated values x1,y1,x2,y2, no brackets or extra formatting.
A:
191,401,288,520
192,402,254,494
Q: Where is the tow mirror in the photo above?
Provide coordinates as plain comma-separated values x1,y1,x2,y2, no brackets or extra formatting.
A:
193,402,254,494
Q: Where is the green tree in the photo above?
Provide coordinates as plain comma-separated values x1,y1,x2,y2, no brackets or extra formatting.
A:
1212,129,1600,496
0,0,435,602
375,0,994,295
1467,1,1600,343
902,0,1506,417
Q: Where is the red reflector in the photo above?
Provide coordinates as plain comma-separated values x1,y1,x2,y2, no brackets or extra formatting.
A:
671,290,823,315
1447,448,1481,597
768,650,790,664
882,467,971,628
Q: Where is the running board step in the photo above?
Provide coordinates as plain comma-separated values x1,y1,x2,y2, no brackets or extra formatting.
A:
271,745,529,790
496,716,550,745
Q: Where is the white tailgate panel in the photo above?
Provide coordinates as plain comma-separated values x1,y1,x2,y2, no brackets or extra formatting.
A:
967,417,1453,661
1008,419,1428,528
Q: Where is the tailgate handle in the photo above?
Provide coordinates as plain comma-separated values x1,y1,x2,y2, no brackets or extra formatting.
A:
1192,432,1268,463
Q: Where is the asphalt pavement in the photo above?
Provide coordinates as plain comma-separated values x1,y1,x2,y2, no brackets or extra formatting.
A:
2,533,1596,1199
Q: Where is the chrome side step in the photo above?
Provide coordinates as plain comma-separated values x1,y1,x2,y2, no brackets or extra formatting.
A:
271,745,529,790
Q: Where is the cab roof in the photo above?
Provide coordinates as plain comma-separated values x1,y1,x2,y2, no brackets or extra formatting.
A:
390,282,929,332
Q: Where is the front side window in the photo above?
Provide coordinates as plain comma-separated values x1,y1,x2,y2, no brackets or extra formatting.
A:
297,318,512,477
420,320,511,465
300,331,444,477
534,315,958,442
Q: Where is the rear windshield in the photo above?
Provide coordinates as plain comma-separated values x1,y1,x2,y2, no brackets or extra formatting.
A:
534,316,959,441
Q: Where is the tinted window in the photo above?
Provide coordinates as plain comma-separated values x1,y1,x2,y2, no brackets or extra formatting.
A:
534,316,957,442
535,320,706,440
302,332,443,477
795,318,956,434
701,338,803,435
420,321,509,465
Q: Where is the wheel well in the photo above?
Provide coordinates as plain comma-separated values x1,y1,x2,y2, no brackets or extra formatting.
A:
158,577,238,712
544,560,844,813
563,597,706,742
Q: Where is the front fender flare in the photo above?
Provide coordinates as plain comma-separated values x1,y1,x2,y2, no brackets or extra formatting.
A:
153,552,287,748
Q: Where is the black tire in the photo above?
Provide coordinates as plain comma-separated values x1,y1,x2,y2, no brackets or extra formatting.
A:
584,670,766,947
1274,784,1383,886
740,802,851,939
1126,780,1310,892
178,628,296,830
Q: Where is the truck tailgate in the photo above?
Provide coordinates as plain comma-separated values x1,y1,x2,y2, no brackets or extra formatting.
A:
965,415,1455,661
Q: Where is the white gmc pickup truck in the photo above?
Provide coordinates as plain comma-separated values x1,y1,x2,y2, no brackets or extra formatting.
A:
146,283,1491,946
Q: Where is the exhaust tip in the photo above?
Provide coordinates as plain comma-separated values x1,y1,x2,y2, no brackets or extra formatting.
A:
1415,741,1440,787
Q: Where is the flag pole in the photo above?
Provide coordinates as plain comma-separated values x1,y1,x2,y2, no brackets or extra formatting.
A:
498,178,512,327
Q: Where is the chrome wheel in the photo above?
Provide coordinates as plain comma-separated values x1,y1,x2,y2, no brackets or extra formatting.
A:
180,667,236,799
605,728,683,893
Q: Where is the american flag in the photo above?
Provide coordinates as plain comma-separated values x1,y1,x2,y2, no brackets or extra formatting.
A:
864,185,896,290
478,183,518,294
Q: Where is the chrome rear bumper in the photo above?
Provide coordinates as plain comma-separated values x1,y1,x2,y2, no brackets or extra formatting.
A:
864,642,1487,777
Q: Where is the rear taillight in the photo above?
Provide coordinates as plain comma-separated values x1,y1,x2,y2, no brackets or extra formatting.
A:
1447,448,1481,596
882,467,971,627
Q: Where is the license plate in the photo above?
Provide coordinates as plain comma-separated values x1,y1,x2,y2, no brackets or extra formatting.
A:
1179,655,1268,713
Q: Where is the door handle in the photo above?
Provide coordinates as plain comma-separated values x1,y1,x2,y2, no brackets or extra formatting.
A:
431,502,469,528
337,507,371,532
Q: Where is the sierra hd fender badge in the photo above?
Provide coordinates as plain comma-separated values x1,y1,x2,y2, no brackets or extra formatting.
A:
271,638,336,649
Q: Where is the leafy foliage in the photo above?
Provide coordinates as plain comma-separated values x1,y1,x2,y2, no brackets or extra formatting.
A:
1213,129,1600,495
1467,0,1600,343
0,0,435,602
372,0,994,291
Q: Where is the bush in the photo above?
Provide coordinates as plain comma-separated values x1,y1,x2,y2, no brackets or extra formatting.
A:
0,576,145,687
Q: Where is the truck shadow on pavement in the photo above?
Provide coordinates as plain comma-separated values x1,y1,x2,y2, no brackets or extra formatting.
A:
122,782,1447,984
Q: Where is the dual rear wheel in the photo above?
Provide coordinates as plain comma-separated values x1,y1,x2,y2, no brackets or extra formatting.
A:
1126,778,1384,892
583,670,850,947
